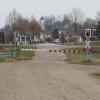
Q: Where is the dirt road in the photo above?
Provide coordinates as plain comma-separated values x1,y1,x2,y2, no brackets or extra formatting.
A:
0,43,100,100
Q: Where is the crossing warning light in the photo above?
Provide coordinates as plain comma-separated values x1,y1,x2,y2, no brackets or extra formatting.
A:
92,29,97,36
85,29,91,37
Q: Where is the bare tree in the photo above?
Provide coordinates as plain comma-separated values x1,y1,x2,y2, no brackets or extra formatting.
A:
16,17,30,32
96,11,100,32
83,18,96,29
96,11,100,21
30,17,42,36
62,14,71,30
63,14,71,24
6,9,21,32
43,16,56,31
69,8,84,35
5,9,42,35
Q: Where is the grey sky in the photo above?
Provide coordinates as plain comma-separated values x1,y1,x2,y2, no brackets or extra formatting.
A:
0,0,100,27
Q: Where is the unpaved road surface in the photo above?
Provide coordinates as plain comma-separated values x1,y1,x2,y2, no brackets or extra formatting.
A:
0,43,100,100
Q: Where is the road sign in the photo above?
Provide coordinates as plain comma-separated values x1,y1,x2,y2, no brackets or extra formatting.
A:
85,29,92,38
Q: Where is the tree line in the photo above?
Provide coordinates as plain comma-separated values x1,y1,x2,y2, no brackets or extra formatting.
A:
2,8,100,36
43,8,100,36
3,9,43,36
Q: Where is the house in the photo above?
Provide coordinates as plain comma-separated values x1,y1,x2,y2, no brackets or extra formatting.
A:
0,32,5,44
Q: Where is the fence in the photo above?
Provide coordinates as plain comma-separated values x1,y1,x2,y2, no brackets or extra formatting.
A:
0,50,16,57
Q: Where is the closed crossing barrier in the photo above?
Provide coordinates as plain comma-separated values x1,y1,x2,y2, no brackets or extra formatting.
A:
49,49,100,53
49,50,80,53
20,48,80,53
20,48,100,53
21,49,35,51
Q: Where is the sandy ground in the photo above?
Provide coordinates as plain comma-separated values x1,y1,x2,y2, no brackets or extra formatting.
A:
0,43,100,100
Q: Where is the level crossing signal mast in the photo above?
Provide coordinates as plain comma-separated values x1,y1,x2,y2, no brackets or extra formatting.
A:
83,29,93,61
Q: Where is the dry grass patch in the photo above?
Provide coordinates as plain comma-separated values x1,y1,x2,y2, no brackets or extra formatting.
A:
65,48,100,65
0,57,16,62
91,73,100,81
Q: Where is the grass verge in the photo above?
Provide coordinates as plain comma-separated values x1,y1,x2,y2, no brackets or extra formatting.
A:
0,50,35,62
73,41,100,46
65,48,100,65
0,45,36,62
15,50,35,60
2,45,37,50
91,73,100,81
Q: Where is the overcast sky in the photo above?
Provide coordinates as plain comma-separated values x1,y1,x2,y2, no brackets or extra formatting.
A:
0,0,100,27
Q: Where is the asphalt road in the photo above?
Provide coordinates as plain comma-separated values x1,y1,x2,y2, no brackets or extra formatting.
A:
0,43,100,100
